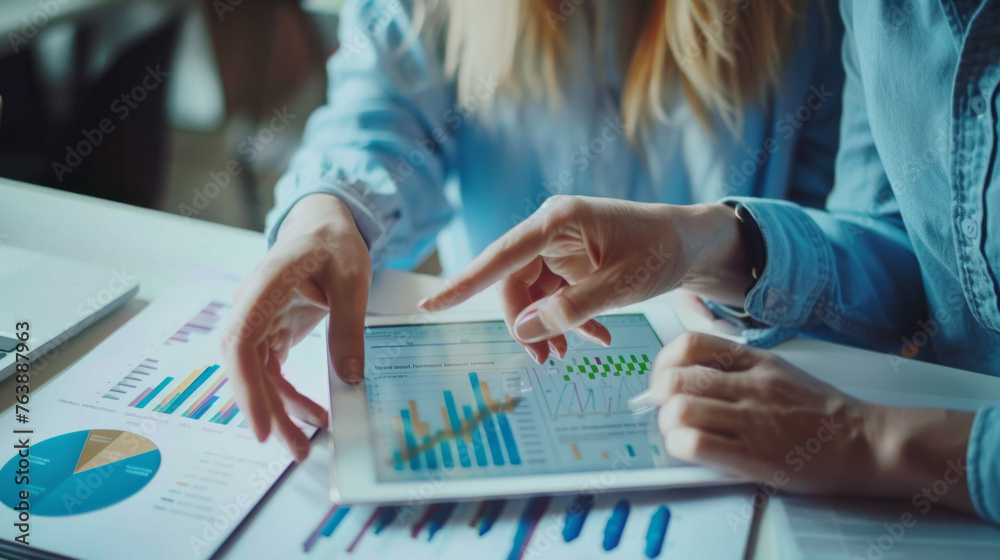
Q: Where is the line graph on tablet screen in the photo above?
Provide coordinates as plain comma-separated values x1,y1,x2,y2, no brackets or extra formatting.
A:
364,316,672,482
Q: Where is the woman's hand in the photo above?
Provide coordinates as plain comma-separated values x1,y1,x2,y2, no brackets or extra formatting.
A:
221,194,372,461
419,195,751,363
636,333,976,509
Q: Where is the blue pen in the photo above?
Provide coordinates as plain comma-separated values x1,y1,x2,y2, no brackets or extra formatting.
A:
507,497,552,560
321,506,351,537
562,494,595,542
373,506,399,534
644,506,671,559
427,502,457,541
478,499,506,536
602,499,630,551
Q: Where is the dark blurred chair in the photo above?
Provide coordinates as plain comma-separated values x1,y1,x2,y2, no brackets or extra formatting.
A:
0,1,183,208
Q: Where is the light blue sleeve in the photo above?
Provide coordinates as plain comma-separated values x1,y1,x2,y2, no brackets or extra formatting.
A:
720,0,925,352
968,406,1000,525
265,0,456,269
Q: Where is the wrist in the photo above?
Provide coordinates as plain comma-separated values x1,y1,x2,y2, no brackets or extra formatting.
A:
278,194,362,242
677,203,753,307
862,403,975,508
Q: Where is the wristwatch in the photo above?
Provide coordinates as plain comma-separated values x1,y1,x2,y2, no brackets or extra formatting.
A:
726,202,767,293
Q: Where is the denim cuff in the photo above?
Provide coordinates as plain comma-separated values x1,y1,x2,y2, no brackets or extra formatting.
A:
968,405,1000,526
265,174,396,267
701,299,798,348
720,197,834,329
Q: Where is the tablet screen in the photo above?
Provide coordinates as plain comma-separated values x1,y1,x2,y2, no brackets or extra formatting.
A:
363,315,676,482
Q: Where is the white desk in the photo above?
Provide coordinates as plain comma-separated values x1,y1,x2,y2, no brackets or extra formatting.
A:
3,177,1000,559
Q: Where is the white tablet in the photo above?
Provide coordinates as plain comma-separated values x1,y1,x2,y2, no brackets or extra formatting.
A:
329,302,739,504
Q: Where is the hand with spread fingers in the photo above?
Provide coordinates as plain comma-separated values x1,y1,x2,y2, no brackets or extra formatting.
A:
221,194,372,461
419,195,753,363
634,333,976,509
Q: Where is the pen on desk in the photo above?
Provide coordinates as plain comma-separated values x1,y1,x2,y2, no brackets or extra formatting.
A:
347,508,381,553
373,506,399,534
644,505,671,559
426,502,457,541
411,504,438,538
303,504,351,552
478,499,506,536
562,494,595,542
507,497,552,560
602,499,630,551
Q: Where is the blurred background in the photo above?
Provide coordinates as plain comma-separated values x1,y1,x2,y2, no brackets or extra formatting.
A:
0,0,346,231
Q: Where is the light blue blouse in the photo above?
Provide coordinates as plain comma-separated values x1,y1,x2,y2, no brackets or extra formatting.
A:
266,0,844,275
726,0,1000,526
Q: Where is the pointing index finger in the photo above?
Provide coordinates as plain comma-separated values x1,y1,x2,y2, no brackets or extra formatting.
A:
419,219,553,312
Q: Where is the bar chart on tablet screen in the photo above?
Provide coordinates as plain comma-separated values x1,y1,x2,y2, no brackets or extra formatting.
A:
364,316,675,482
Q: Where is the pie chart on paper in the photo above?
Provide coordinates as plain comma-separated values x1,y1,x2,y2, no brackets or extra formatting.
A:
0,429,161,516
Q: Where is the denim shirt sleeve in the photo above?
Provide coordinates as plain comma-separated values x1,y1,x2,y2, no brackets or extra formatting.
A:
968,406,1000,526
265,0,456,269
718,3,926,353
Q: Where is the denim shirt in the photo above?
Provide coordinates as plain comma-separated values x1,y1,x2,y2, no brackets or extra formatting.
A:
266,0,843,275
728,0,1000,525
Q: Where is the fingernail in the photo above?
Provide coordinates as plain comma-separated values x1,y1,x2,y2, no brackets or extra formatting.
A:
514,310,550,343
343,358,364,384
575,328,606,346
526,346,541,364
548,341,564,360
417,297,431,309
628,390,656,415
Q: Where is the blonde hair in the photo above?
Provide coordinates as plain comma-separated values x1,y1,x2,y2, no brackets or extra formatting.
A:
419,0,803,139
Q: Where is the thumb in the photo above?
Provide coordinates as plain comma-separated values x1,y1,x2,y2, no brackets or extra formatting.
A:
512,273,621,343
326,279,370,385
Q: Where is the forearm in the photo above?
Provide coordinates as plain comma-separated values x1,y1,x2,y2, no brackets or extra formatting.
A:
864,404,975,513
677,203,755,307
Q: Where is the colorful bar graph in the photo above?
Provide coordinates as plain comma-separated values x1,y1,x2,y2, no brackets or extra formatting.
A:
390,372,523,471
133,376,174,409
153,367,206,412
128,388,152,408
443,392,472,468
470,373,505,466
210,397,240,425
162,365,220,414
183,377,228,418
463,405,488,467
190,396,219,420
166,301,227,344
400,409,421,470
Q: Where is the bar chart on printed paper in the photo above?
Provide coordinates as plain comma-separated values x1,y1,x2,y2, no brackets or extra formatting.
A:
100,298,332,431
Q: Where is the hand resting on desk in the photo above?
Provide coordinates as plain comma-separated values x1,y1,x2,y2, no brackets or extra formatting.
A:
221,194,370,461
